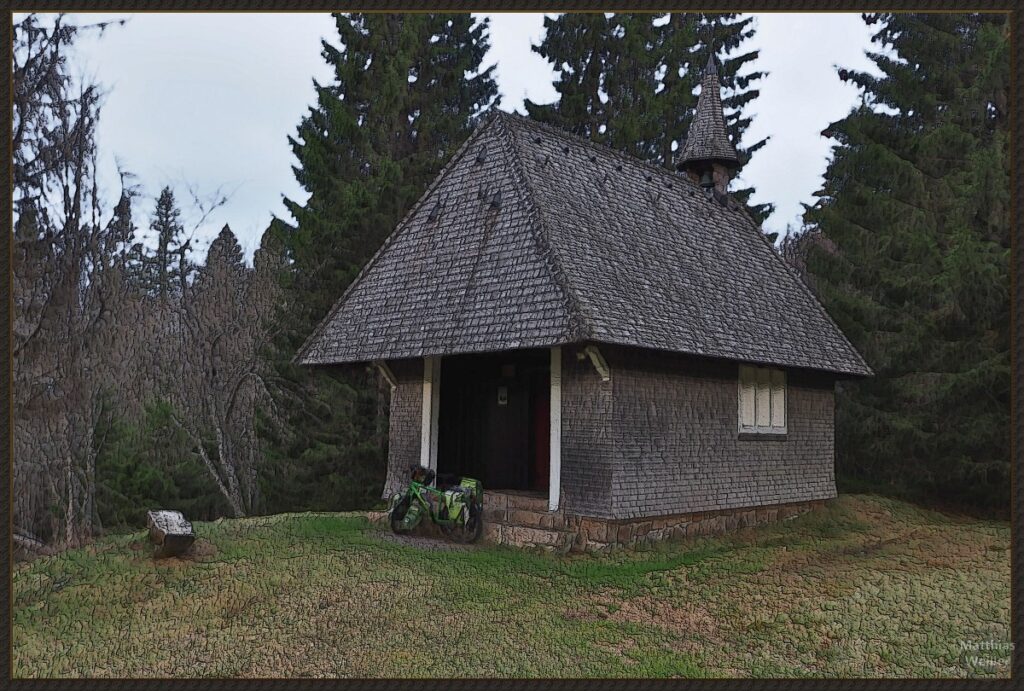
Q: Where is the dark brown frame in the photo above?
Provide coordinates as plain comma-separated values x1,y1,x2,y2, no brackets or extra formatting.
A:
2,3,1018,688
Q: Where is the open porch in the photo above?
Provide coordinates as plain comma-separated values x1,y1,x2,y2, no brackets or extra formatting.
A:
410,347,563,512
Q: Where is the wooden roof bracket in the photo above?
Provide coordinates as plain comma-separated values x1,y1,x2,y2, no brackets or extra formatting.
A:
372,360,398,391
579,345,611,382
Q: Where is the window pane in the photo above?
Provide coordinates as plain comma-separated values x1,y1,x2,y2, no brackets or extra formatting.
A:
739,365,754,384
755,368,770,427
740,369,755,428
770,369,786,428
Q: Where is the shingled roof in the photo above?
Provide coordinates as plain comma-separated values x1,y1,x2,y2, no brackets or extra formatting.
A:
297,110,871,377
678,53,740,169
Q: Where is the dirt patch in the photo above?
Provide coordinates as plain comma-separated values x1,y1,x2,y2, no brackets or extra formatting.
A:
837,529,922,557
595,637,639,664
378,533,473,551
845,496,901,531
364,511,388,524
609,595,720,640
586,589,721,644
187,538,218,560
134,537,219,566
562,604,608,622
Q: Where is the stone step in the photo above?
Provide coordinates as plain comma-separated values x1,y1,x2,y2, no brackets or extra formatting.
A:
483,492,549,512
486,507,575,531
483,523,576,552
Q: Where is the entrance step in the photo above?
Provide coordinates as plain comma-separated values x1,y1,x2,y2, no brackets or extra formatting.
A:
483,523,576,552
485,507,572,531
482,490,578,551
483,491,549,513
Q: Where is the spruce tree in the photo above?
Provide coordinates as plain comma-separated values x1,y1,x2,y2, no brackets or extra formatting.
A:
143,186,192,300
802,13,1009,513
526,13,770,222
266,13,499,511
525,14,618,141
281,13,498,330
204,224,245,274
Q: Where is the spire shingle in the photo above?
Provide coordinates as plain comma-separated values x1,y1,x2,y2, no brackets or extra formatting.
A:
677,52,739,170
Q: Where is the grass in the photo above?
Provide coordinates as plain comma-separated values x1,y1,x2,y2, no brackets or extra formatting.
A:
12,494,1010,679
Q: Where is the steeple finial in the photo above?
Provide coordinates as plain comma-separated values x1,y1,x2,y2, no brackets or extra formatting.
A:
676,47,739,194
705,45,717,75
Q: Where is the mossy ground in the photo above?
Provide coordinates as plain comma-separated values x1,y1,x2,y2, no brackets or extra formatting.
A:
13,494,1009,678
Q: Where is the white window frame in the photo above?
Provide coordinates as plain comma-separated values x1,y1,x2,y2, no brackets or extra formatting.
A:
737,364,787,435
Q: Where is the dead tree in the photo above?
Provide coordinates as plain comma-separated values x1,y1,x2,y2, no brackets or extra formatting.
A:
153,226,279,517
12,14,132,546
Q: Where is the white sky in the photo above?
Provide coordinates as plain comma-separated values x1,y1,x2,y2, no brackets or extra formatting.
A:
57,12,879,261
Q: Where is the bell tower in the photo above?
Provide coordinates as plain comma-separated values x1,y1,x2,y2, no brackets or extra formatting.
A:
677,51,739,197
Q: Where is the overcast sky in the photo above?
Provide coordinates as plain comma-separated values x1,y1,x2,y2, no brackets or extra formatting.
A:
60,12,879,261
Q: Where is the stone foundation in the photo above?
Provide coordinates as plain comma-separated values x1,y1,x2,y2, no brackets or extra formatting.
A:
483,491,827,553
369,493,828,553
568,499,827,553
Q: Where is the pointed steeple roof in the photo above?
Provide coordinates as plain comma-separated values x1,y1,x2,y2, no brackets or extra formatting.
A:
677,51,739,170
704,50,718,76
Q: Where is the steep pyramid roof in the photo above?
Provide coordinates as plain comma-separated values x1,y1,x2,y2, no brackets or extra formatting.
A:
678,52,740,169
297,111,871,377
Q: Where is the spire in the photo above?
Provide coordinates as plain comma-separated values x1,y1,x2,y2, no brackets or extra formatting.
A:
677,49,739,182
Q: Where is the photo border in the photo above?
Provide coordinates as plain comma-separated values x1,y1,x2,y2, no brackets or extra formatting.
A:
2,2,1018,688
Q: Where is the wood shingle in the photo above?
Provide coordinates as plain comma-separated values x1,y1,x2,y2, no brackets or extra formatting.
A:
297,110,871,378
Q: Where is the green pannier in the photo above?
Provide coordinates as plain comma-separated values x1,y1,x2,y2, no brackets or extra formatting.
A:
459,476,482,503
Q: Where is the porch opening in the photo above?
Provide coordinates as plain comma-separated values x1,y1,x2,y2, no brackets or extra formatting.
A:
436,348,550,494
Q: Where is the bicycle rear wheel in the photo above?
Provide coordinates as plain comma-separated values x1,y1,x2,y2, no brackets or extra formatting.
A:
390,497,415,534
445,504,482,544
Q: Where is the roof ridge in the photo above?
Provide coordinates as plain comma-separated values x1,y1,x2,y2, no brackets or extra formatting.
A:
295,111,499,364
494,113,593,342
500,112,793,263
502,111,701,190
501,111,757,220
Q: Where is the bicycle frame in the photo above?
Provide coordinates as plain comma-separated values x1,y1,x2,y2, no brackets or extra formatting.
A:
403,479,466,527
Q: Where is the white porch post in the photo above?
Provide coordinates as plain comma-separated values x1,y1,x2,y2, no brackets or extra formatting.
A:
549,346,562,512
420,355,441,471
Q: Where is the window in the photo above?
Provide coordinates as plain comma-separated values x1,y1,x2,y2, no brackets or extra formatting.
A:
738,365,786,435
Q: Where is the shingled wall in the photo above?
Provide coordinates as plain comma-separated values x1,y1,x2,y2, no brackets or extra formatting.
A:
601,346,837,520
382,358,423,498
559,350,615,518
379,346,837,522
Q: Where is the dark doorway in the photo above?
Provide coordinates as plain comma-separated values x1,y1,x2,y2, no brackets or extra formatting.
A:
437,349,550,492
